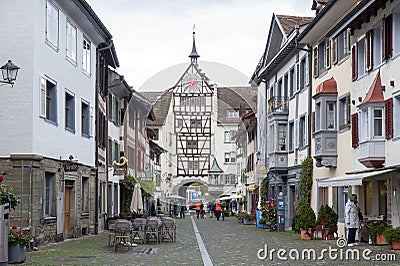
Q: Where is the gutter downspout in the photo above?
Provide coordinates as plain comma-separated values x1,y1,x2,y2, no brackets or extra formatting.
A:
307,44,312,158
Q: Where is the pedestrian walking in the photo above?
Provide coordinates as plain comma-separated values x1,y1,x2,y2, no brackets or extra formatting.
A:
345,194,360,246
209,202,215,218
215,202,222,221
180,205,186,218
196,202,201,219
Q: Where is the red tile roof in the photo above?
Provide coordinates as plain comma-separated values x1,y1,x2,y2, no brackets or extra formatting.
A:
276,14,314,35
360,70,385,106
314,77,338,97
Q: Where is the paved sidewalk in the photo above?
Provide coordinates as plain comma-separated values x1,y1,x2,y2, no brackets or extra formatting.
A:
24,213,400,265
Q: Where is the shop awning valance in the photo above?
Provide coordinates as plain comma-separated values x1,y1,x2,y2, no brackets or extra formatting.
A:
317,168,394,187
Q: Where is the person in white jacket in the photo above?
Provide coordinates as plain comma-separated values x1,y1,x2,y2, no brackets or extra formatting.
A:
345,194,360,246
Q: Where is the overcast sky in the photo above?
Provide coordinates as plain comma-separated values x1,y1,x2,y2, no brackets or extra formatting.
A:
87,0,314,91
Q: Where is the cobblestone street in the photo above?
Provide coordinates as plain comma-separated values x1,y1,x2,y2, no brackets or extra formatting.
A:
24,213,400,265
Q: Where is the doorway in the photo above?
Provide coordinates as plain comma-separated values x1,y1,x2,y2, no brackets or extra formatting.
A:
64,180,74,238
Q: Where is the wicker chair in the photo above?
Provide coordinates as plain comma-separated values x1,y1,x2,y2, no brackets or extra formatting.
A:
113,220,133,251
161,217,176,242
145,218,162,244
107,219,118,246
131,218,146,244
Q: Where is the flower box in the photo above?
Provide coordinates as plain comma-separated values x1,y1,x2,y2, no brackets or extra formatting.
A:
243,218,254,225
8,243,26,264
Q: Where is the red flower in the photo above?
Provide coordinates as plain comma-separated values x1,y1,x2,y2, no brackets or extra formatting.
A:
13,233,19,238
0,176,3,183
2,171,6,175
23,231,28,235
12,226,17,230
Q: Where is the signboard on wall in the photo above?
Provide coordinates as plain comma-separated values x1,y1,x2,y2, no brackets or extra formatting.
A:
191,191,202,201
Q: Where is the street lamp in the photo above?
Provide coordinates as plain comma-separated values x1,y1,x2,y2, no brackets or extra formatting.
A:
0,60,20,86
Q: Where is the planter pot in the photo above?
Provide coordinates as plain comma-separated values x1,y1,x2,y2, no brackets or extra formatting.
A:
261,224,269,229
300,228,313,240
322,228,330,240
391,241,400,250
376,234,387,245
8,243,26,264
237,217,243,224
243,219,253,225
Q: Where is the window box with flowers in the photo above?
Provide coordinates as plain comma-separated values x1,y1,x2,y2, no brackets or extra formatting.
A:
8,226,30,263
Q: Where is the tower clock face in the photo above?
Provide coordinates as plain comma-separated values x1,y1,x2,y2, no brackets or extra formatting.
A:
183,74,201,92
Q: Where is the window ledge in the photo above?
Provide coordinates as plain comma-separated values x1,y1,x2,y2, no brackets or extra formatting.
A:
65,127,75,134
81,213,90,217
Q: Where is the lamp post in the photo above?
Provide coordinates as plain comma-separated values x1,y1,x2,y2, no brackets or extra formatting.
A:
0,60,20,87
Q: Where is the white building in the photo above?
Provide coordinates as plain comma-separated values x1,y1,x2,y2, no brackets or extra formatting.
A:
0,0,118,243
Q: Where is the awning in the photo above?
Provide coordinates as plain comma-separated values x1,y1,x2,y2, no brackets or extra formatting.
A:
317,169,394,187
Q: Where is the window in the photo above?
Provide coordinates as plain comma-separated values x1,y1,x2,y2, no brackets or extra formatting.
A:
228,110,239,118
98,111,106,148
65,91,75,131
44,172,55,217
108,94,120,125
359,109,369,142
315,102,321,131
188,161,199,170
317,187,328,210
81,100,90,137
318,41,326,74
393,7,400,56
277,79,282,100
224,152,230,163
108,139,120,165
299,116,306,148
40,76,57,123
393,95,400,139
338,94,350,130
373,108,383,137
46,0,59,49
284,73,288,99
230,151,236,163
82,177,89,213
289,67,295,97
66,20,77,63
176,119,183,129
299,56,307,90
373,23,383,67
288,121,294,152
190,119,202,128
153,128,159,140
224,130,236,142
278,124,286,151
364,181,372,215
382,14,393,60
335,29,350,62
326,102,336,129
187,141,197,149
82,37,91,74
357,37,366,77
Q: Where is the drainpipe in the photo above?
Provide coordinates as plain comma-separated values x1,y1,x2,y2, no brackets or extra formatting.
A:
307,44,312,158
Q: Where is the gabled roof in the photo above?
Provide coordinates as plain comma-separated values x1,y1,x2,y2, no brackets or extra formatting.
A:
217,86,257,123
208,158,223,174
276,14,314,36
359,70,385,106
142,91,173,127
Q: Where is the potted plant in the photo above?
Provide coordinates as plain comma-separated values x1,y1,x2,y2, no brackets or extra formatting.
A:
8,226,30,263
259,217,269,229
384,227,400,250
0,171,19,210
316,205,338,240
369,221,388,245
243,213,255,225
295,205,316,240
236,212,246,223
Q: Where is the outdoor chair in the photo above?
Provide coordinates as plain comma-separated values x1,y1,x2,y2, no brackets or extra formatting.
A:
113,219,133,251
161,217,176,242
145,217,162,244
107,219,118,246
131,218,146,244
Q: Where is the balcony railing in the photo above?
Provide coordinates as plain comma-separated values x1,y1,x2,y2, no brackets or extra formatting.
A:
268,96,289,115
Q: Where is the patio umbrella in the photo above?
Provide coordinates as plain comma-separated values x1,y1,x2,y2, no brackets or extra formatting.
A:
165,194,186,200
130,183,143,214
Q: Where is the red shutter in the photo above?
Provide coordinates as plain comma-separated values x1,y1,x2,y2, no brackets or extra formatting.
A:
385,98,393,140
366,30,373,71
388,14,393,58
351,113,359,148
382,17,386,60
352,44,358,81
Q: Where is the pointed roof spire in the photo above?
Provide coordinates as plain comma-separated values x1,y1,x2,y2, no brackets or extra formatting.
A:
208,158,223,174
359,70,385,106
189,26,200,63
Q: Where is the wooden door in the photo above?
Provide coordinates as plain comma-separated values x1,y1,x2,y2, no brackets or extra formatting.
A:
64,187,71,237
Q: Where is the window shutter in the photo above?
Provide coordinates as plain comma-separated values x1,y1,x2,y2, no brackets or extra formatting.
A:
346,95,351,125
366,30,373,71
296,63,300,92
382,17,387,60
385,98,393,140
388,14,393,58
351,113,359,148
306,55,309,86
90,106,94,137
332,37,338,64
313,46,318,77
311,111,315,138
351,44,358,81
326,40,331,70
346,29,351,55
40,77,46,117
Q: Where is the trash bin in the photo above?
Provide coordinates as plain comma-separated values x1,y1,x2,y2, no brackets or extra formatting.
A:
256,210,262,228
0,203,10,265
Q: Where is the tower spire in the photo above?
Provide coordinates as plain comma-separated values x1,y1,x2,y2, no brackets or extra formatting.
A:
189,26,200,64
